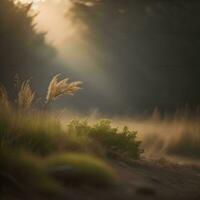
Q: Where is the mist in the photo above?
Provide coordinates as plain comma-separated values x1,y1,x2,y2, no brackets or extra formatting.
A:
33,0,121,111
5,0,200,162
53,107,199,165
26,0,200,115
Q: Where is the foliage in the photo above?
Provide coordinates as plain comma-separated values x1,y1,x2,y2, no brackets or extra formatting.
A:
0,107,142,160
46,153,118,187
0,0,56,95
68,119,142,159
0,149,117,198
0,149,61,197
0,109,120,198
0,109,100,156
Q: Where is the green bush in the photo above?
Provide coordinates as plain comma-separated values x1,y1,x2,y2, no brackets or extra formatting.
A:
68,119,142,159
46,153,118,187
0,0,56,86
0,108,142,160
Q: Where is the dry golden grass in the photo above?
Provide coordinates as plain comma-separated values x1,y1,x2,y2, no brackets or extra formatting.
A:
46,74,82,105
0,83,10,108
108,115,200,163
18,80,35,110
0,74,82,111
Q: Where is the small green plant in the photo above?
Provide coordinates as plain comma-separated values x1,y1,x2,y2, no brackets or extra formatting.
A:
68,119,142,160
91,120,142,159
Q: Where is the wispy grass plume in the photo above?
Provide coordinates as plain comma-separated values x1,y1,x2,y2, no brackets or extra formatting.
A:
18,80,35,110
0,83,10,109
46,74,82,106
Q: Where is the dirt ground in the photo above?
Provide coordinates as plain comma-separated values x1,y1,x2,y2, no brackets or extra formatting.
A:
61,160,200,200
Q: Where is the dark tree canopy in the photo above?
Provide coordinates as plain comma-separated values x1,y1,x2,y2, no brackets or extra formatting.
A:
0,0,199,114
0,0,57,96
70,0,200,113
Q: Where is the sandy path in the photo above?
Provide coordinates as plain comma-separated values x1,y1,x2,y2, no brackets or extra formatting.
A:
60,160,200,200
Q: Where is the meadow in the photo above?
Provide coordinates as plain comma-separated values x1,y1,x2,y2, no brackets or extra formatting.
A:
112,115,200,164
1,75,200,200
1,1,200,199
0,76,142,199
60,108,200,164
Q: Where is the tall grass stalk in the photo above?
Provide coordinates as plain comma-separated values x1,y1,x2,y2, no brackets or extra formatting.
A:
0,83,10,109
18,80,35,110
45,74,82,107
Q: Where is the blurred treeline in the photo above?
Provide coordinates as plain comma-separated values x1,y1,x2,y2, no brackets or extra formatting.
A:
71,0,200,114
0,0,200,114
0,0,60,98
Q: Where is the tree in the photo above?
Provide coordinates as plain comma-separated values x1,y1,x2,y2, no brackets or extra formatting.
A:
70,0,200,113
0,0,56,97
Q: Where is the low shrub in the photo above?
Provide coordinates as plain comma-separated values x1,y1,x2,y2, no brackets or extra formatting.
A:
68,119,142,160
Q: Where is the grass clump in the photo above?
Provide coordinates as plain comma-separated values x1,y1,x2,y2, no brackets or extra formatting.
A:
0,75,143,197
0,150,61,197
0,74,82,111
0,109,103,156
0,110,63,155
46,153,118,187
68,119,142,160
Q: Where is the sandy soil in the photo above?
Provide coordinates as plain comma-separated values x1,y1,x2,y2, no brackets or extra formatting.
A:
61,160,200,200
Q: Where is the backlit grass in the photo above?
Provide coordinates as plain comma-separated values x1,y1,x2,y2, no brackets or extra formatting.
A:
0,107,141,198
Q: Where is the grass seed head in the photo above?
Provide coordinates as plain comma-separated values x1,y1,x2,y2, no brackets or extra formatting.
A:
0,83,10,109
18,80,35,110
46,74,82,104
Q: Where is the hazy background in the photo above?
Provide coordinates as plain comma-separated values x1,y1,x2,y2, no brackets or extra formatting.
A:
1,0,200,115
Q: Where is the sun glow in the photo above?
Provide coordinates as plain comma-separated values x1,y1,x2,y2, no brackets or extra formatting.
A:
14,0,46,10
16,0,43,2
13,0,115,100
